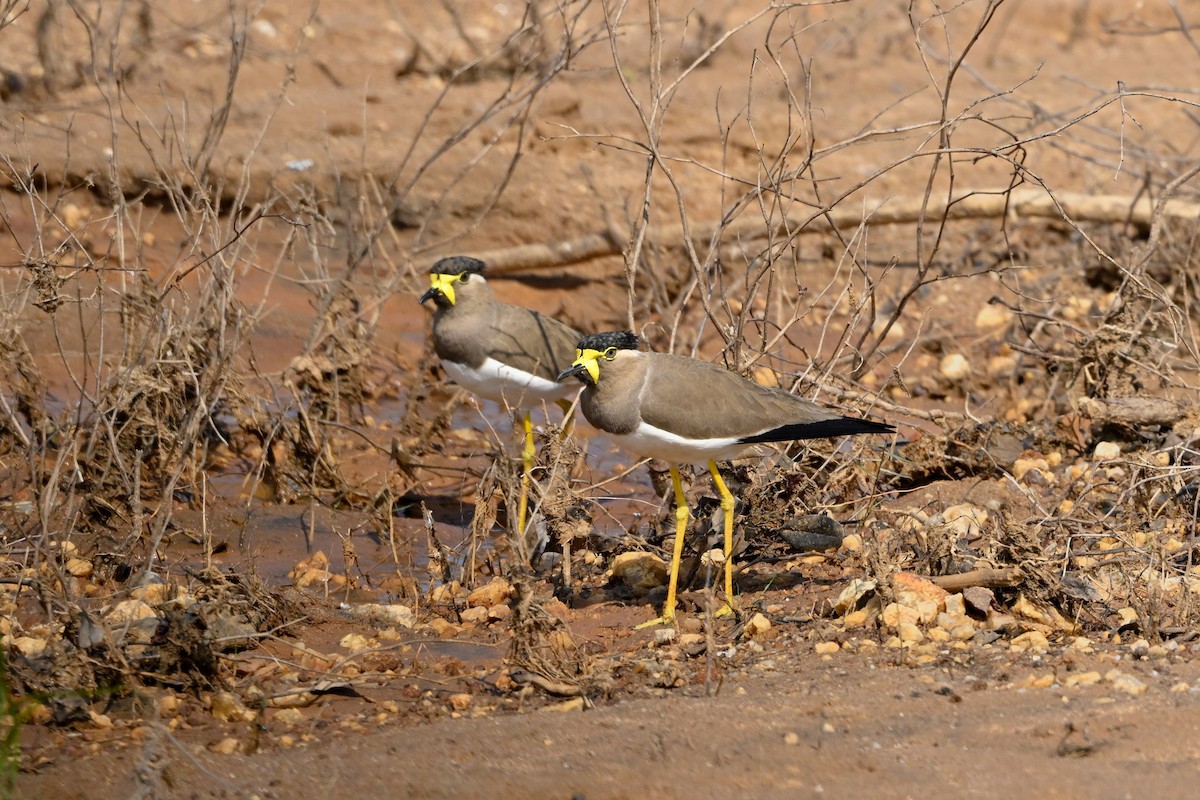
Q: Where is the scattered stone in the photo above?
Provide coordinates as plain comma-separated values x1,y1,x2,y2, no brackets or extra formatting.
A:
743,613,772,639
488,604,512,622
843,609,869,628
944,593,966,617
1064,671,1102,688
653,628,677,646
11,636,47,656
1105,669,1147,696
897,622,924,643
839,533,863,553
429,581,464,603
974,304,1013,330
939,353,971,381
814,641,840,655
893,571,949,610
64,558,93,578
543,697,585,713
209,738,240,755
1012,457,1052,483
882,602,920,629
339,633,374,653
105,599,157,624
942,504,988,537
426,617,460,638
962,586,994,616
1130,638,1150,659
211,692,252,723
467,578,512,609
678,633,705,648
449,693,472,711
1115,607,1139,628
274,707,305,726
610,551,669,591
1093,441,1122,461
834,579,876,614
783,732,800,746
459,606,488,624
1010,630,1050,653
1171,682,1190,693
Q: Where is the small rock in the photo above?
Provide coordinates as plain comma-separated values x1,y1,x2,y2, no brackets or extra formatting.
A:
429,581,464,603
610,551,669,591
64,558,93,578
892,572,949,609
487,604,512,622
942,504,988,537
379,604,416,628
211,692,252,723
939,353,971,381
944,593,966,617
882,602,920,629
783,731,800,746
426,617,460,638
678,633,704,648
743,613,772,639
1105,669,1147,696
1071,636,1094,653
339,633,374,653
814,641,840,655
962,586,994,616
1012,457,1051,483
834,579,876,614
1130,638,1150,659
543,697,585,713
974,304,1012,330
274,707,305,726
106,599,157,624
1093,441,1122,461
1115,607,1139,628
11,636,46,656
897,622,924,643
839,533,863,553
467,578,512,609
843,609,869,628
459,606,489,624
208,737,240,755
448,693,472,711
653,628,677,646
1010,630,1050,653
1064,671,1102,688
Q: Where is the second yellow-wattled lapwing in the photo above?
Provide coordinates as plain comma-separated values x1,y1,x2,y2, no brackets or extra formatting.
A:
558,331,894,628
420,256,580,536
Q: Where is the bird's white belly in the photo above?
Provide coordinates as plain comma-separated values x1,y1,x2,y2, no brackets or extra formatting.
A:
443,357,576,408
612,421,753,465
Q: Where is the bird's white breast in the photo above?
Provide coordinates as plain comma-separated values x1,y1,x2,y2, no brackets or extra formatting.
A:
610,421,754,464
443,357,577,408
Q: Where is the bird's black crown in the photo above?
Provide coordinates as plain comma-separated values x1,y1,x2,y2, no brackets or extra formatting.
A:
576,331,641,353
430,256,486,276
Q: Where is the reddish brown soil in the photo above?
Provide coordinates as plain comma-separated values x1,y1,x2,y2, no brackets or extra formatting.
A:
5,1,1200,798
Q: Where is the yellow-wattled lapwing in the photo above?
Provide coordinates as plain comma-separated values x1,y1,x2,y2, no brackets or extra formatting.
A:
558,330,893,627
420,256,580,536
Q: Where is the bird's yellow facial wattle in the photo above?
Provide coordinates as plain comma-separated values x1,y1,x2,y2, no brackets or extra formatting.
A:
570,346,618,384
426,272,461,305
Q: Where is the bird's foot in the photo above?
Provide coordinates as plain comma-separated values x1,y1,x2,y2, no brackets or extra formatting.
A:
634,613,676,630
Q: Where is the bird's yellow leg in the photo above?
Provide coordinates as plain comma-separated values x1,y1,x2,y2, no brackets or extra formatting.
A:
708,460,737,618
517,411,534,535
555,397,575,438
636,465,688,629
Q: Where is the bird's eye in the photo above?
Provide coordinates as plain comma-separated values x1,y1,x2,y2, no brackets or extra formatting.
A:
458,272,470,283
603,347,617,360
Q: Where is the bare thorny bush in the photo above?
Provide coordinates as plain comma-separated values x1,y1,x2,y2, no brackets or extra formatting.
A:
0,0,605,706
572,0,1200,634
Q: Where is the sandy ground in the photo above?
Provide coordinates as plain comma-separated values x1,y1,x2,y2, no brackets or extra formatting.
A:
5,1,1200,797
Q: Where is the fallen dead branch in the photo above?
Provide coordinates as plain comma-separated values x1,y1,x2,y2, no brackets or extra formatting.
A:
473,189,1200,274
926,567,1025,592
1076,397,1188,428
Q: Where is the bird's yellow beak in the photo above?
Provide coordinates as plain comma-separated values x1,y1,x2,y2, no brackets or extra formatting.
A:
421,272,458,306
